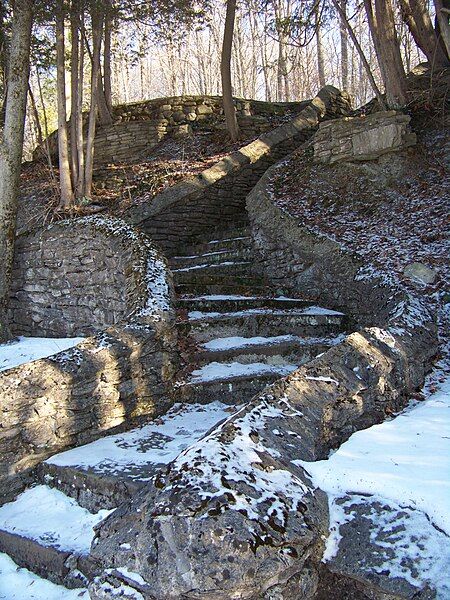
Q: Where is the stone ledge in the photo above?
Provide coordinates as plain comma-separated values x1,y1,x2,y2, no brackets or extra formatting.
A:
314,110,417,164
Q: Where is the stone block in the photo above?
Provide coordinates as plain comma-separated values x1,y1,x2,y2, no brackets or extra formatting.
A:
313,111,416,164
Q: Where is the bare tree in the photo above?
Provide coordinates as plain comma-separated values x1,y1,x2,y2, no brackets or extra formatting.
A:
0,0,33,341
221,0,240,141
399,0,448,67
330,0,386,106
364,0,407,108
84,2,104,199
56,0,74,208
339,0,349,89
433,0,450,60
314,0,326,88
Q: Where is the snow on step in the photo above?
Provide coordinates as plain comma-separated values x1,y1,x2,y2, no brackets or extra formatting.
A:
201,334,345,351
188,306,344,320
172,250,230,259
0,486,111,555
172,261,250,272
184,295,309,302
208,236,250,244
189,361,298,383
0,552,88,600
0,336,84,373
46,402,232,480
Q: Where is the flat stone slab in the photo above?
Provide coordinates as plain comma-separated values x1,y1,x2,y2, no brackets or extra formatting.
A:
45,402,233,484
0,485,110,556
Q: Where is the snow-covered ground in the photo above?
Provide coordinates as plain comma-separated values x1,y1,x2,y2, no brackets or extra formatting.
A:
297,370,450,597
0,553,88,600
0,336,84,372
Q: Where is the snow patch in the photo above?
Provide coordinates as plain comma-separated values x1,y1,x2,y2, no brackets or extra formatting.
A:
0,552,88,600
188,361,298,383
0,486,112,554
0,336,84,373
46,402,232,480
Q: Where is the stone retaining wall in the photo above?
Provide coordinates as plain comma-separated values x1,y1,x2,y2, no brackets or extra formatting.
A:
35,95,310,167
1,216,177,503
125,86,352,254
9,216,173,337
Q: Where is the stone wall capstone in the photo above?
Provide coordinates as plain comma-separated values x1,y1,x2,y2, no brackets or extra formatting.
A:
125,86,352,254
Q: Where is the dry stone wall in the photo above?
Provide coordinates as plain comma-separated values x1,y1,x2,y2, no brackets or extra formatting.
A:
35,95,310,167
313,110,417,163
125,86,352,253
2,216,177,503
9,216,173,337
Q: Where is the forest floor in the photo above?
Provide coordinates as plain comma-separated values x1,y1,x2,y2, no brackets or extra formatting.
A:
269,114,449,341
16,129,255,235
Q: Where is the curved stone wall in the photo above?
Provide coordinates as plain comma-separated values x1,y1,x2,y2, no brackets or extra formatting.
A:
126,86,352,253
9,215,174,337
35,95,310,167
1,216,177,503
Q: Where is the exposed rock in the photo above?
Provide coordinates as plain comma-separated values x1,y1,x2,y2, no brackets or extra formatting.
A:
313,111,416,164
89,393,329,599
404,262,436,286
319,494,446,599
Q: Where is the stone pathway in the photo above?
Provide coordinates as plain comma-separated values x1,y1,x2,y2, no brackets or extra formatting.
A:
0,223,346,596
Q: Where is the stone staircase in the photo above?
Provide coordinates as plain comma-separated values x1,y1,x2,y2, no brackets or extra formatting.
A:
0,223,347,597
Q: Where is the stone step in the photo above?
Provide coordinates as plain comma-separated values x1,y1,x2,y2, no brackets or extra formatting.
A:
0,552,89,599
40,402,235,513
173,274,268,292
190,226,251,244
193,333,345,366
175,283,273,296
177,307,346,343
171,262,261,284
169,248,252,268
177,295,313,313
176,361,298,404
177,235,253,256
0,485,108,588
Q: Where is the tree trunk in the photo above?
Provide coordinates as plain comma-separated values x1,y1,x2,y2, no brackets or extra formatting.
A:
84,3,103,199
339,0,349,89
314,1,326,88
364,0,407,108
0,0,33,342
28,82,43,147
330,0,386,107
70,0,80,194
433,0,450,60
104,0,113,112
56,0,74,208
399,0,448,67
221,0,240,142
